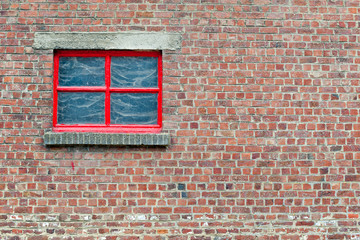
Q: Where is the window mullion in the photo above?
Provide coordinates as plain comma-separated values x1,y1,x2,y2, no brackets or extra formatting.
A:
105,55,111,126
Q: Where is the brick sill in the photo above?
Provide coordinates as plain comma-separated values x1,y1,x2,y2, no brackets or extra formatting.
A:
44,132,170,146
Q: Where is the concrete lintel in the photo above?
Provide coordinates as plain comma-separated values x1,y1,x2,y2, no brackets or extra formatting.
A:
33,32,182,50
44,132,171,146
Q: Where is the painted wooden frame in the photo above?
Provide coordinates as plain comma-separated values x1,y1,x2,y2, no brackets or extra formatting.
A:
53,50,162,133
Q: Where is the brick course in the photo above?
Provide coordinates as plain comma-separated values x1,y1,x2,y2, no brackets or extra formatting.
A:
1,0,360,239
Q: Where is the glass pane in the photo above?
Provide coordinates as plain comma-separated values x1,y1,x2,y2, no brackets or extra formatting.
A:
58,92,105,124
111,93,158,125
59,57,105,86
111,57,158,88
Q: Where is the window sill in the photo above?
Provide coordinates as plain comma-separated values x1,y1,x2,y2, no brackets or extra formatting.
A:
44,132,170,146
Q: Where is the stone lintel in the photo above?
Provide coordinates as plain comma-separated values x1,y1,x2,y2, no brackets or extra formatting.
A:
33,32,182,50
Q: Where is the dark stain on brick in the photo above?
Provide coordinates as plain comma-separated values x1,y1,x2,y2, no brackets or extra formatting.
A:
307,154,314,159
178,183,185,190
181,192,188,198
320,168,329,174
167,184,176,190
330,146,342,151
331,94,339,100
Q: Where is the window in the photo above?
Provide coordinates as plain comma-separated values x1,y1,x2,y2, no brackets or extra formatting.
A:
53,50,162,133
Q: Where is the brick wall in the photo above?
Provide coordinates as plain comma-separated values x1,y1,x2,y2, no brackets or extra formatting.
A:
1,0,360,239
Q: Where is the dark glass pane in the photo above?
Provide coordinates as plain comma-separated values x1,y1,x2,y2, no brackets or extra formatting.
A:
59,57,105,86
111,93,158,125
58,92,105,124
111,57,158,88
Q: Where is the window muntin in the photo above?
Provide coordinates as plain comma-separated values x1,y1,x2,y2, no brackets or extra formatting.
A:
53,50,162,133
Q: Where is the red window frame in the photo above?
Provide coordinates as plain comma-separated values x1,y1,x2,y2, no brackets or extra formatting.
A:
53,50,162,133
